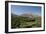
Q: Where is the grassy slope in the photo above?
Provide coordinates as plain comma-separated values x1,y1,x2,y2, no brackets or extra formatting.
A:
11,15,41,28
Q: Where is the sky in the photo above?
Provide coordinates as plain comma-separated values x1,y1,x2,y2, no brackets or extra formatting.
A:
11,5,41,16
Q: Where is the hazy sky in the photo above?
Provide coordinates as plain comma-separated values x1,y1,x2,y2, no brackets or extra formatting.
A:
11,5,41,16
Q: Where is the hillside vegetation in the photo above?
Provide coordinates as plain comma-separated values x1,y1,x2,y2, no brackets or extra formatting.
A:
11,14,41,28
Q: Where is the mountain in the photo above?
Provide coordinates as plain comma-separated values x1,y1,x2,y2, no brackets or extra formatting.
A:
20,13,40,18
11,13,18,18
11,12,41,19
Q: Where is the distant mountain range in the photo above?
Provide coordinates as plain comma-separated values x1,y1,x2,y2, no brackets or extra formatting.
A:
20,13,40,18
11,12,41,18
